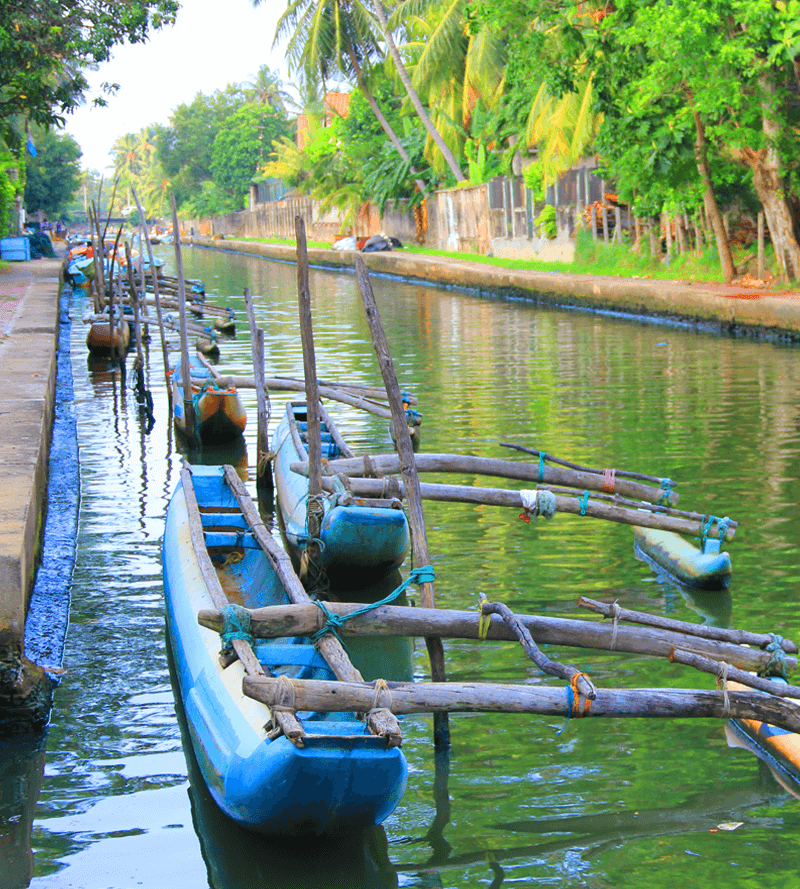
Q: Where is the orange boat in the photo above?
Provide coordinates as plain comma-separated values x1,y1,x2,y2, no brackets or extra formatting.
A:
86,315,131,355
169,356,246,445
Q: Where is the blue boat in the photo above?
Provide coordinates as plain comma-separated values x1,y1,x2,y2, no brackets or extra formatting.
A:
633,526,732,591
162,463,408,835
272,401,410,584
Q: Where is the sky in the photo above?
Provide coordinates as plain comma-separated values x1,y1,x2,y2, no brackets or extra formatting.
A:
65,0,292,173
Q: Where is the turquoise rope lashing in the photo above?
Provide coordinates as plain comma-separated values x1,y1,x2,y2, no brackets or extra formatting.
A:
557,686,576,736
658,478,675,506
312,566,435,645
762,633,790,679
579,491,590,516
219,603,254,651
697,515,730,549
538,453,546,483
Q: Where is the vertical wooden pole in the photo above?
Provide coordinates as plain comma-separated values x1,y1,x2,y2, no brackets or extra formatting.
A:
590,205,597,242
295,217,325,586
170,193,198,446
758,211,765,280
601,205,609,245
124,243,144,367
131,187,171,391
243,286,272,493
614,207,622,244
354,255,450,749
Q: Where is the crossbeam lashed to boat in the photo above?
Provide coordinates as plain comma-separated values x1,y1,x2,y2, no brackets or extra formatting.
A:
288,456,737,540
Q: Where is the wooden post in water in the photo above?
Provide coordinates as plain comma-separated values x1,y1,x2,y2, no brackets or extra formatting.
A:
355,255,450,749
132,187,171,390
243,286,272,493
294,217,325,590
169,193,198,447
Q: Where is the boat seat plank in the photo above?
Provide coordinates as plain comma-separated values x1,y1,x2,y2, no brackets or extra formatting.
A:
254,644,336,676
201,512,247,530
203,531,258,549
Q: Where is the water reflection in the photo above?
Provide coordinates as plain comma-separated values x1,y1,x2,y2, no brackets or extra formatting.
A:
0,735,47,889
18,248,800,888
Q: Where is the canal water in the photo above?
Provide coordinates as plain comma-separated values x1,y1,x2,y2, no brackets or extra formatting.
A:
12,245,800,887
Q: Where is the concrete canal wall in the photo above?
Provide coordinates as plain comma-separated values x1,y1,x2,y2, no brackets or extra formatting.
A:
0,256,64,730
185,236,800,341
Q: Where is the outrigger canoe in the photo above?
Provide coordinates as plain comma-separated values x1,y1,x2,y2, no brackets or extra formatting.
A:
272,401,410,584
162,464,408,835
169,354,246,445
725,679,800,798
633,526,732,591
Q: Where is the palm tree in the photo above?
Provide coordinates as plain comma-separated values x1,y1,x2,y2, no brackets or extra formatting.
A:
256,0,453,189
524,74,600,188
245,64,293,114
370,0,467,181
396,0,505,179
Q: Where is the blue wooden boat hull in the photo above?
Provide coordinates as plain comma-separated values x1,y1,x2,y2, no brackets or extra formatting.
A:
272,403,410,584
633,526,732,591
162,465,407,835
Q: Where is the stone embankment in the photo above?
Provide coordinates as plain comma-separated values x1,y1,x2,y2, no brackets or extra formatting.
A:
0,255,65,731
186,235,800,340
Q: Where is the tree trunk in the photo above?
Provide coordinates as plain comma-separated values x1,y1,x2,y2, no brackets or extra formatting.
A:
371,0,467,182
731,75,800,281
349,51,429,195
692,110,735,283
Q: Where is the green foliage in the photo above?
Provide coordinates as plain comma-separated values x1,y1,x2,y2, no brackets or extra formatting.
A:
155,85,252,207
522,161,545,202
0,152,18,237
211,103,292,209
0,1,178,141
23,125,82,217
534,203,557,239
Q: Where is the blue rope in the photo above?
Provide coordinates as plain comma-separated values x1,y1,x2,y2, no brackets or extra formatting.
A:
312,566,435,644
658,478,675,506
579,491,590,516
697,515,730,548
762,633,790,679
538,453,546,483
219,604,254,651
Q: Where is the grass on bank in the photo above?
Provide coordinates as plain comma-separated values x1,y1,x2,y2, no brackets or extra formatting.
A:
237,228,793,289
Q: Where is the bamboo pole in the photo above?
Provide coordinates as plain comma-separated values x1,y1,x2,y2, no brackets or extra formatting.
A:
124,242,144,371
579,597,795,652
294,217,325,589
293,472,736,539
169,193,198,447
242,676,800,735
242,286,272,492
670,649,800,699
355,255,450,748
314,452,679,507
219,375,396,420
221,466,401,745
499,442,675,488
197,601,792,674
131,187,171,391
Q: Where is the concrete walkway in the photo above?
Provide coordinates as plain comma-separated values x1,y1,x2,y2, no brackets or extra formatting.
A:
186,235,800,340
0,255,64,671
